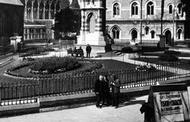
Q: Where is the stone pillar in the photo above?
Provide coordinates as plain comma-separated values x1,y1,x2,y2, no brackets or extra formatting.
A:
43,2,46,19
48,3,51,19
36,2,40,19
31,1,34,21
24,1,28,20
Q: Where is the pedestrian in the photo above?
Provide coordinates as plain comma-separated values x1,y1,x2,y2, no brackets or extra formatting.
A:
86,44,92,58
78,46,84,57
103,75,111,106
94,75,104,108
110,75,120,108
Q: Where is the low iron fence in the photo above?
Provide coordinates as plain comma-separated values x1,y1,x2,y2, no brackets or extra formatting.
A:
1,63,190,101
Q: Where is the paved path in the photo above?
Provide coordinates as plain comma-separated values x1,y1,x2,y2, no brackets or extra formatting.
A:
0,96,148,122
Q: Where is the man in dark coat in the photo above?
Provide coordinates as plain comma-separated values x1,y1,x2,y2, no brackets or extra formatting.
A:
86,44,92,58
110,76,120,108
103,75,111,106
94,75,104,108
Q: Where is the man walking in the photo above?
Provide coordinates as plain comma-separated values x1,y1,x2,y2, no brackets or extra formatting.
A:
86,44,92,58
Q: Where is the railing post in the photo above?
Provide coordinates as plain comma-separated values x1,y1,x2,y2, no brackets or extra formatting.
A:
0,82,1,104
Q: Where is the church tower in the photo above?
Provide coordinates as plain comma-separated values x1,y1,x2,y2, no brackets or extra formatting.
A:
77,0,106,46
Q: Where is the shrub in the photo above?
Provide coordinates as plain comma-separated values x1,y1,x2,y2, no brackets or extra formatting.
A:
164,50,181,56
121,47,133,53
159,54,178,62
30,56,81,74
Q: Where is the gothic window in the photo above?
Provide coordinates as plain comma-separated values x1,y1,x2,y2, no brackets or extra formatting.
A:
87,13,96,33
147,2,154,15
169,5,173,14
131,29,137,40
145,26,149,35
177,29,182,39
112,26,120,39
27,1,32,19
131,2,138,15
33,0,38,19
113,3,120,16
177,3,182,15
45,2,49,19
39,2,44,19
51,3,55,19
150,31,155,39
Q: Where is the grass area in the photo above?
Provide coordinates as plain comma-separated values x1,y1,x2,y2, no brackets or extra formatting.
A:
133,57,190,70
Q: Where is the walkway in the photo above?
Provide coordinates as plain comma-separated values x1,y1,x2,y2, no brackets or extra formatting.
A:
0,95,148,122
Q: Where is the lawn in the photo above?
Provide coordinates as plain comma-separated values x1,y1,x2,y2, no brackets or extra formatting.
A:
133,57,190,70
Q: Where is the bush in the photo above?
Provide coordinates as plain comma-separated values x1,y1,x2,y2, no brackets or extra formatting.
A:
135,65,157,71
121,47,133,53
164,50,181,56
159,54,178,62
30,56,81,74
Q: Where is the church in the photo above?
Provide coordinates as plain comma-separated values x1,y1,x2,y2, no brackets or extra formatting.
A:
0,0,24,53
23,0,190,47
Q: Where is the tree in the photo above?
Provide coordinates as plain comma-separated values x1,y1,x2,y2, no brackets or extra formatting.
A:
53,7,81,39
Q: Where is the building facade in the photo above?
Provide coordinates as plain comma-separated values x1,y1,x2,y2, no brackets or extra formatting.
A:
106,0,186,46
0,0,24,53
23,0,70,44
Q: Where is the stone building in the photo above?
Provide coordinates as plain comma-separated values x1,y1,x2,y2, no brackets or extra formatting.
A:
0,0,24,53
23,0,70,44
106,0,187,46
77,0,106,46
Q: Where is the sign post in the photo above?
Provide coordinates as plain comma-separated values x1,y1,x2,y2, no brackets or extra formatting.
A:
147,84,190,122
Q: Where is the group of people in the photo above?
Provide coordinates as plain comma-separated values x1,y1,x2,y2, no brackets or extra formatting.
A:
94,74,121,108
68,44,92,58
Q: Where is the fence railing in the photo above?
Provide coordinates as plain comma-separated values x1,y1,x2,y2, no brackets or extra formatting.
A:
1,64,190,101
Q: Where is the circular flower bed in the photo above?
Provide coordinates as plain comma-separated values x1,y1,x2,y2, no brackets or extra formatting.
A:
30,56,81,74
6,57,103,78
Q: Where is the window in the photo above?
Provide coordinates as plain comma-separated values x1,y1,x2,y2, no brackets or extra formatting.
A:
147,2,154,15
145,26,149,35
112,26,120,39
177,3,182,14
177,29,182,39
150,31,155,39
131,29,138,40
113,3,120,16
169,5,173,14
131,2,138,15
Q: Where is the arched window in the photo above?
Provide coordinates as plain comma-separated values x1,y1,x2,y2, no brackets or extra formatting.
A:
150,31,155,39
27,1,32,19
177,3,182,14
177,29,182,39
131,2,138,15
87,13,96,33
169,5,173,14
112,26,120,39
51,3,55,19
113,3,120,16
39,2,44,19
147,2,154,15
131,29,138,40
33,0,38,19
45,2,49,19
145,26,149,35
